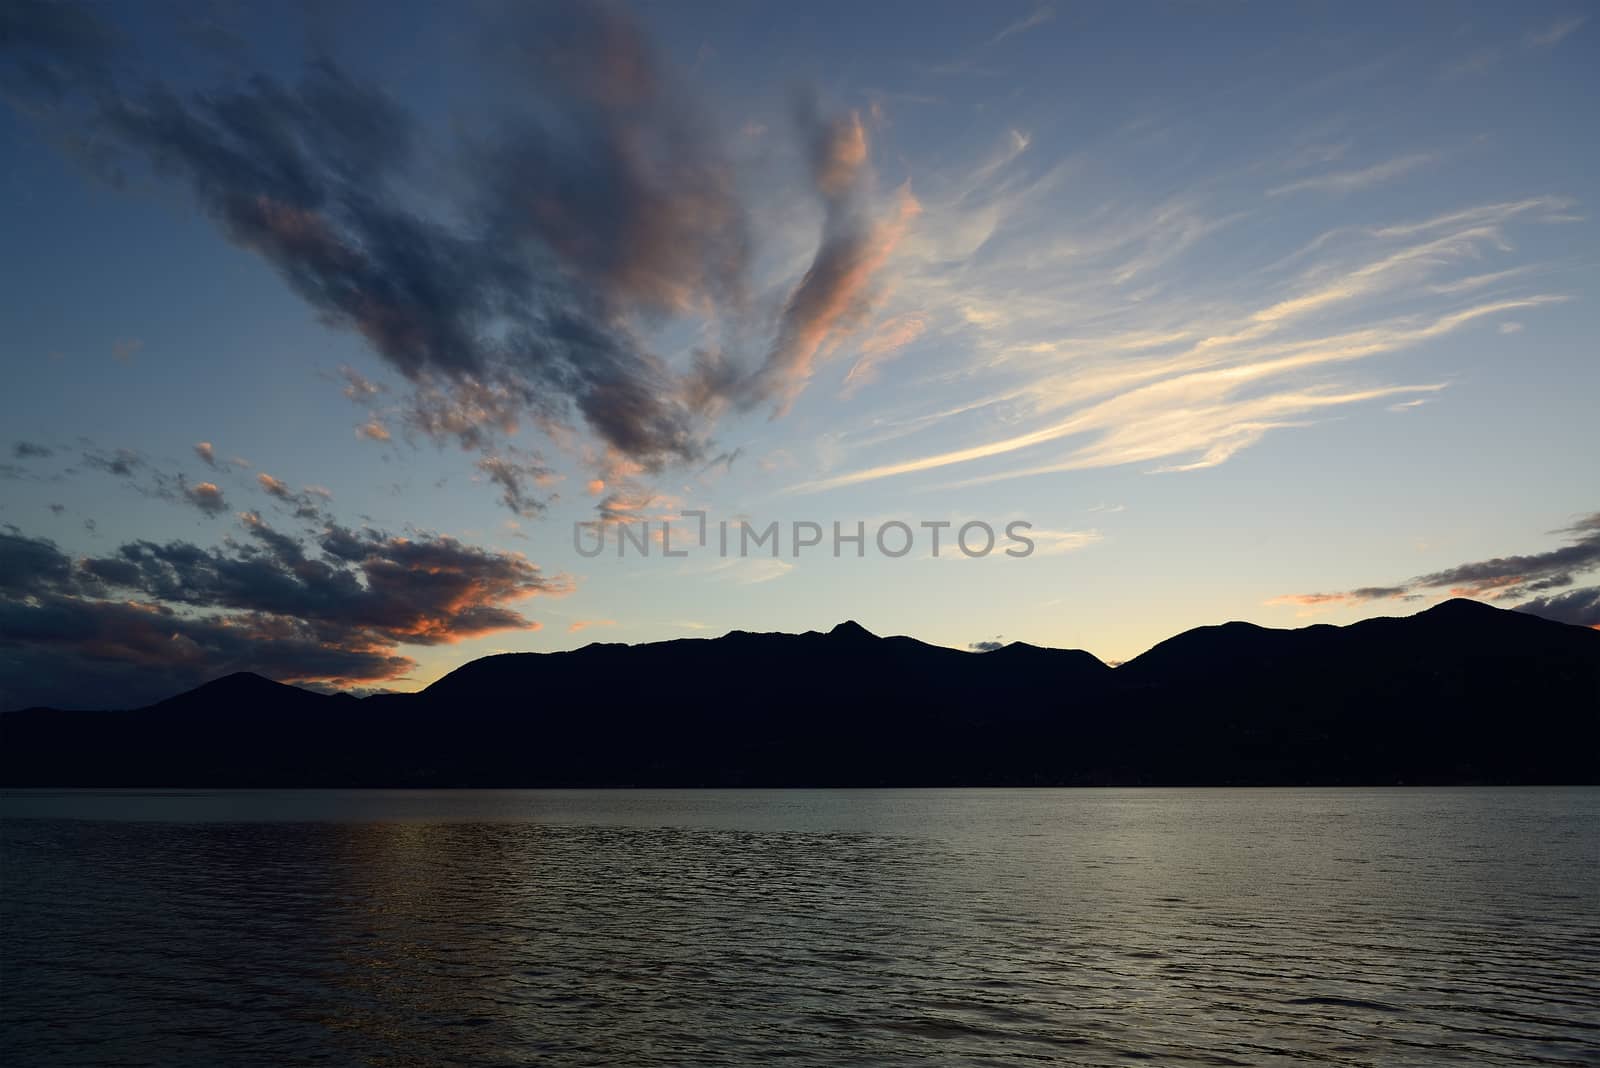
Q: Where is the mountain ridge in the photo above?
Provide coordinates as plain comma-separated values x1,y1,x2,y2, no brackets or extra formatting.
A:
2,598,1595,786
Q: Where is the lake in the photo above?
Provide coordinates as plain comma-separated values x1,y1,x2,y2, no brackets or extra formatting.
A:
2,788,1596,1066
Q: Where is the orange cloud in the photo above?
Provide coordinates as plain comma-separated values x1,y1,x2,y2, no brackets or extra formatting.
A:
813,109,868,195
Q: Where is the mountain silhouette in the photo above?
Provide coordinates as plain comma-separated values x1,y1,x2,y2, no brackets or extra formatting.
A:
2,599,1595,786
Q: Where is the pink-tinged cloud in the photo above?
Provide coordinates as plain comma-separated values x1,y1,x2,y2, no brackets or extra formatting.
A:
760,183,922,409
1266,588,1411,609
358,420,391,441
568,619,617,633
812,109,869,196
844,313,927,395
193,441,216,467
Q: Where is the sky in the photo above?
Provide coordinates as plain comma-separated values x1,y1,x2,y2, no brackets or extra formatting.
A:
1,0,1596,709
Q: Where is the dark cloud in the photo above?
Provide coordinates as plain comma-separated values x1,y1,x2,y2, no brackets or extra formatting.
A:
4,1,913,513
476,454,553,518
74,443,239,516
256,473,329,522
12,441,53,459
1410,514,1600,598
2,1,746,477
81,447,142,477
0,0,119,109
0,518,570,709
969,638,1005,652
1515,586,1600,628
181,478,228,515
1275,512,1600,617
1349,585,1415,600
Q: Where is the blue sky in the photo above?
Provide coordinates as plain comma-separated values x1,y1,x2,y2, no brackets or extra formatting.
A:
1,1,1596,707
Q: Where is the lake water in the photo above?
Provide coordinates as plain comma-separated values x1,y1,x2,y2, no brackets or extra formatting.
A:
2,788,1596,1066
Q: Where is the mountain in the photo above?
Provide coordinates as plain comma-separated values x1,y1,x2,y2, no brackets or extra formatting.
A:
2,600,1595,786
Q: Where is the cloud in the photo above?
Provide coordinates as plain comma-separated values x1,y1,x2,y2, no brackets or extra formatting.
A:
3,3,733,475
1270,513,1600,618
0,516,570,708
80,446,142,478
843,314,927,396
686,98,920,417
253,472,327,521
257,473,292,499
988,5,1054,46
568,619,616,633
1513,587,1600,628
968,637,1005,652
745,102,920,411
181,480,228,515
1526,16,1586,49
6,1,929,516
1025,528,1103,556
1267,586,1415,608
12,441,53,459
339,366,385,400
1268,153,1434,198
792,187,1572,492
193,441,216,466
111,338,142,364
476,453,554,518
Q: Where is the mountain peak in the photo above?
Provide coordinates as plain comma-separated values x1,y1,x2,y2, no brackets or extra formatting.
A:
828,619,876,640
149,670,327,712
197,671,282,692
1420,597,1500,618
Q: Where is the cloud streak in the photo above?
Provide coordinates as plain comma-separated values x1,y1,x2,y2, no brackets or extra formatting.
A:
792,185,1573,493
1270,513,1600,627
1268,153,1434,198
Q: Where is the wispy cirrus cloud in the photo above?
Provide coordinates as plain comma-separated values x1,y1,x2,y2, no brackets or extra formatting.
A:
789,158,1577,494
988,4,1054,46
1267,153,1434,198
1525,15,1586,49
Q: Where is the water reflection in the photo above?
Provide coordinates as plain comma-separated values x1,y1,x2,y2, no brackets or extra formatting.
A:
3,789,1597,1065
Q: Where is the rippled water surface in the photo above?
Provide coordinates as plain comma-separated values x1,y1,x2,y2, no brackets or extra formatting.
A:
2,788,1597,1066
